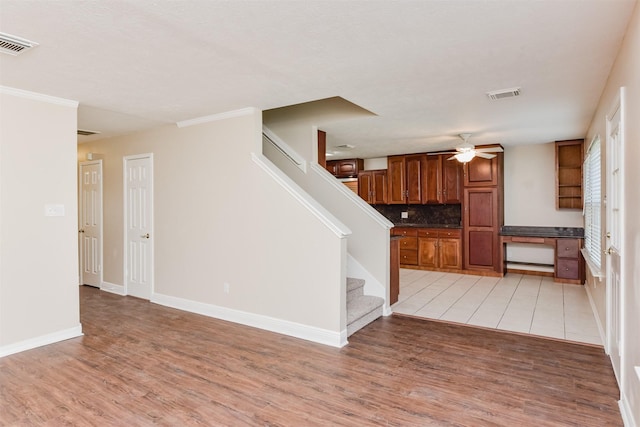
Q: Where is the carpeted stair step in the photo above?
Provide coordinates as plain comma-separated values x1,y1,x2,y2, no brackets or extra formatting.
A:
347,294,384,337
347,277,365,303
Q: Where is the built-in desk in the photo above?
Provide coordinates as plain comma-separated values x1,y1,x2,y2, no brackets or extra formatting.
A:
499,226,585,285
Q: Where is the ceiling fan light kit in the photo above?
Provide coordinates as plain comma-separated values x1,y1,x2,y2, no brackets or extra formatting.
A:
454,150,476,163
439,133,503,163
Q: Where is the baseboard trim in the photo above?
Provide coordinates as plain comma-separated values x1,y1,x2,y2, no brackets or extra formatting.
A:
584,283,607,352
151,292,347,348
101,281,125,296
619,394,637,427
0,325,83,358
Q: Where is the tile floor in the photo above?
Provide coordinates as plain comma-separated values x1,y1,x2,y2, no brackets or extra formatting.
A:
393,269,602,345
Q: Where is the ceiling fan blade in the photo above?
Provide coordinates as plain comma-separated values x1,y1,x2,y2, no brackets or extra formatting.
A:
476,152,497,159
447,155,458,160
428,151,458,155
476,147,503,153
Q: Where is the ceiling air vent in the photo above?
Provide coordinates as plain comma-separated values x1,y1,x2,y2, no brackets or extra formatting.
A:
334,144,355,150
486,87,521,100
77,129,101,136
0,32,38,56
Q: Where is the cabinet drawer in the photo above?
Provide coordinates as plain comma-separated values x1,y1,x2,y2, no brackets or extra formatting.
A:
417,228,438,237
399,237,418,250
400,249,418,265
392,228,418,237
438,229,461,239
556,259,580,279
557,239,580,258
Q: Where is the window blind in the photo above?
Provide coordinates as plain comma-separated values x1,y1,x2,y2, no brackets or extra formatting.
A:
583,137,601,271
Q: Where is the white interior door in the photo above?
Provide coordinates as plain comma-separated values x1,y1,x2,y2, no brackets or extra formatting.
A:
125,155,153,300
79,161,102,287
605,90,624,381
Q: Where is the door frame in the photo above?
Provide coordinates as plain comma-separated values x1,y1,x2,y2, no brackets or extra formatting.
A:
604,87,625,377
78,159,103,288
123,153,154,298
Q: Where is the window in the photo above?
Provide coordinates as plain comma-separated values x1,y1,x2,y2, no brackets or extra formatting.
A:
583,135,601,273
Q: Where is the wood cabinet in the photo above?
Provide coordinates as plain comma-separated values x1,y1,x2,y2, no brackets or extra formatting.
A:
358,170,387,204
555,238,584,284
418,228,462,270
326,158,363,178
464,188,501,271
464,153,499,187
392,227,418,266
462,149,503,274
423,155,462,204
556,140,584,210
387,155,425,204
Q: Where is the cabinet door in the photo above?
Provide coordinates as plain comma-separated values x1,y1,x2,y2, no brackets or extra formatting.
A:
371,170,388,204
405,155,424,204
439,238,462,269
423,155,442,204
358,172,372,203
418,237,438,268
442,159,462,204
325,160,337,175
464,188,499,271
387,156,406,204
464,156,498,187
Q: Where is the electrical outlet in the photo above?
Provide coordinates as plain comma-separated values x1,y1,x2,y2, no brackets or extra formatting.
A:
223,282,230,294
401,211,409,219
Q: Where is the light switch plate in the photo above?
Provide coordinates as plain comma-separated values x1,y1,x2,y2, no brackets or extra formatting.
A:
401,211,409,219
44,204,65,217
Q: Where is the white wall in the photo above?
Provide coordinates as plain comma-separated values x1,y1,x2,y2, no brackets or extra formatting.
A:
0,88,81,355
504,143,583,227
262,114,392,306
78,110,347,345
585,3,640,424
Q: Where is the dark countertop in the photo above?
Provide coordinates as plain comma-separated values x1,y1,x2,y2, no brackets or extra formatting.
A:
500,226,584,238
392,223,462,229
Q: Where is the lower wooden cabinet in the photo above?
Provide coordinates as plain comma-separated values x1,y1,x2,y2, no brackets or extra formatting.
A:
392,227,418,266
555,238,584,283
418,229,462,270
393,227,462,270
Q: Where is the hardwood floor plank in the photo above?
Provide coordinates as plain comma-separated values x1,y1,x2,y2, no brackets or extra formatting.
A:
0,286,621,426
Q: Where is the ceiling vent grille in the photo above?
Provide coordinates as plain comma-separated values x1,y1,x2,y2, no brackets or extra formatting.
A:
335,144,355,150
77,129,101,136
486,87,521,100
0,32,38,56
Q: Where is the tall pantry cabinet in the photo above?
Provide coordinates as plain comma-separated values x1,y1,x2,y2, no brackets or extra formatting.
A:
462,149,504,273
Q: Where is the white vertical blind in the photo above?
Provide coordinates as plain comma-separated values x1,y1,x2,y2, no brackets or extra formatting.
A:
583,136,601,270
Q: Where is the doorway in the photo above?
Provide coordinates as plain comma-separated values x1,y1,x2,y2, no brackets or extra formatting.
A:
79,160,103,288
605,88,625,381
124,154,154,300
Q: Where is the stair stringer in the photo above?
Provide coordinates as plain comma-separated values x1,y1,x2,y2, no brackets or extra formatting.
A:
347,253,391,316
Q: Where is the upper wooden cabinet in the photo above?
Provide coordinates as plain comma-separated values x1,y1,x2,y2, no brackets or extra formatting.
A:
358,170,387,204
555,139,584,210
464,154,499,187
423,155,462,204
387,155,425,204
326,158,363,178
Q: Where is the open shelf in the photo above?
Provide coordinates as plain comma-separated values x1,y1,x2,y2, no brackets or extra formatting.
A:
556,140,584,210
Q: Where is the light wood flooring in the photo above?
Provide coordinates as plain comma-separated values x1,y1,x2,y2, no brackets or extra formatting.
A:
0,286,621,426
394,269,602,345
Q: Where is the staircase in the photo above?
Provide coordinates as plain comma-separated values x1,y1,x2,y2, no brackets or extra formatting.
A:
347,277,384,336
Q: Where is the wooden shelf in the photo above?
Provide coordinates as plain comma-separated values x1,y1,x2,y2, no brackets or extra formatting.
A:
555,140,584,210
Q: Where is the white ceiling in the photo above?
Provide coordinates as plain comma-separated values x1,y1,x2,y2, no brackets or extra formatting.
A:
0,0,636,159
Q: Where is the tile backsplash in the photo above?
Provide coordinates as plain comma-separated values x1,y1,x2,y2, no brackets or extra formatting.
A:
373,204,462,225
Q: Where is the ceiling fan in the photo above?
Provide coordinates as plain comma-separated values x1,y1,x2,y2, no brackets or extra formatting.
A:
440,133,503,163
